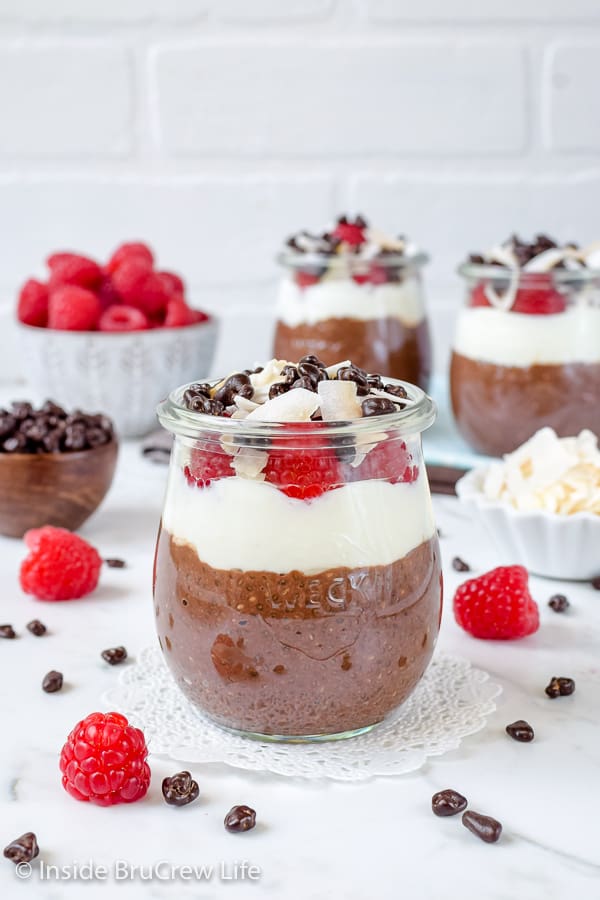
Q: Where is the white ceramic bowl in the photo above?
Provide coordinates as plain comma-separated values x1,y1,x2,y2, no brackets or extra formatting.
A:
456,466,600,581
18,319,219,438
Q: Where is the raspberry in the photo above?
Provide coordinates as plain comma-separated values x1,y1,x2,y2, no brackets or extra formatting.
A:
453,565,540,640
112,260,169,318
264,443,342,500
294,271,321,289
20,526,102,601
47,253,103,291
156,270,185,296
349,436,418,484
332,215,367,248
470,278,566,314
17,279,49,327
95,273,121,310
48,285,101,331
106,242,154,274
60,712,150,806
190,308,210,323
184,444,235,488
470,283,490,308
164,296,194,328
99,305,149,332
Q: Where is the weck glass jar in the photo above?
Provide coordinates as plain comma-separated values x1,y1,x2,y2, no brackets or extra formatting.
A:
154,375,441,741
272,216,432,390
450,263,600,457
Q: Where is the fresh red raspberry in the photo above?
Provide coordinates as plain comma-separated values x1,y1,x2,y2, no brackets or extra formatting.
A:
453,565,540,640
190,309,210,323
20,526,103,601
99,305,149,332
47,253,103,291
349,436,418,484
60,712,151,806
512,283,566,315
164,296,194,328
17,279,49,327
156,270,185,296
48,285,101,331
95,273,121,310
106,242,154,274
264,444,343,500
112,260,169,318
332,215,367,248
469,283,490,308
294,271,320,289
184,444,235,488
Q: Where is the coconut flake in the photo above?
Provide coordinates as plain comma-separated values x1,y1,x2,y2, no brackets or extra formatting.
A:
231,447,268,481
523,248,569,273
245,387,319,423
318,380,362,421
249,359,288,403
324,360,351,378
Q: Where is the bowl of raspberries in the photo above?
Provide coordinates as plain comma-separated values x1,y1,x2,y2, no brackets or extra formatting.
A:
16,242,218,437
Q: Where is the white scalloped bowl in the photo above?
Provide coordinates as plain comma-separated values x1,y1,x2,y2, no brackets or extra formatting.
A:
17,318,219,438
456,466,600,581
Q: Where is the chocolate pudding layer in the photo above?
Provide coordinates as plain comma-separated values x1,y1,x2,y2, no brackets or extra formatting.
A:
450,351,600,456
154,528,442,737
274,316,431,391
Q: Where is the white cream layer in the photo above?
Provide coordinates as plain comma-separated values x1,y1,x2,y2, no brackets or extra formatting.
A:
453,305,600,368
276,275,425,328
163,466,435,574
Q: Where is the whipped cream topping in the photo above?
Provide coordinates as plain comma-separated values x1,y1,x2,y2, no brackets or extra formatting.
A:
482,428,600,515
164,464,435,574
453,305,600,367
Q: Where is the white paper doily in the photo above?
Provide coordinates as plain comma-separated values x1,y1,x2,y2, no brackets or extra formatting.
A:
104,647,501,782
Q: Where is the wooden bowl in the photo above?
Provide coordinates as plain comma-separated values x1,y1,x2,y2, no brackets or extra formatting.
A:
0,440,119,538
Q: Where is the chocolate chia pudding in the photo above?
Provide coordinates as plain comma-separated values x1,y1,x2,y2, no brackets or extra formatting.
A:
274,214,432,391
274,316,431,390
451,234,600,456
154,356,441,739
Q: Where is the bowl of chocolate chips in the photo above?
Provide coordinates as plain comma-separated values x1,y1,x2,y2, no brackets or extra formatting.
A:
0,400,118,538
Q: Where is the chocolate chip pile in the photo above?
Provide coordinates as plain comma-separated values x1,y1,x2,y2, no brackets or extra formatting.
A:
182,356,409,420
0,401,114,453
468,233,580,268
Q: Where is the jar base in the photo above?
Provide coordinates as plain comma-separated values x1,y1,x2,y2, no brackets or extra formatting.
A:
209,718,381,744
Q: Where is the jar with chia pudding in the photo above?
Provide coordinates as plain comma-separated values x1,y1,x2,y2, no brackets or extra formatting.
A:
154,357,442,741
273,215,432,391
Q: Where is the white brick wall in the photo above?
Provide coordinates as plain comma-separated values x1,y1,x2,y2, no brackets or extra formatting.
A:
0,0,599,380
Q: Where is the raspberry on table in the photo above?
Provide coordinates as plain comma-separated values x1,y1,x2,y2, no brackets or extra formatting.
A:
20,525,103,601
453,565,539,640
48,285,101,331
99,305,149,332
47,253,103,291
60,711,151,806
17,279,49,327
106,241,154,274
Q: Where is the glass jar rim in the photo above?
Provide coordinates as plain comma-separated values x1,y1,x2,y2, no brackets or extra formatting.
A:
157,377,436,442
277,250,429,270
458,261,600,284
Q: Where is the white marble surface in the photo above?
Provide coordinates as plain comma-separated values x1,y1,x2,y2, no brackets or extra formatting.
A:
0,442,599,900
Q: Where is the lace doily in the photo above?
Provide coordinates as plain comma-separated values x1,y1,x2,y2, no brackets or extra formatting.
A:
104,647,501,782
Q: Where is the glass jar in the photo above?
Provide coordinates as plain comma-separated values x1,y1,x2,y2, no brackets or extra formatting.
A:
273,252,432,391
450,263,600,457
154,380,441,741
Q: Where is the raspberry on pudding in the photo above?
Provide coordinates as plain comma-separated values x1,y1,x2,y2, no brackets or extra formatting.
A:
273,215,432,390
450,234,600,456
154,357,441,740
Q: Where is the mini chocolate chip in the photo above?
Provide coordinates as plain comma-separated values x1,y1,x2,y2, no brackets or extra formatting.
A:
366,374,384,390
361,397,397,417
0,625,16,639
42,670,63,693
162,771,199,807
105,558,126,569
10,401,33,420
101,646,128,666
291,376,316,392
462,811,502,844
506,720,534,742
3,433,27,452
545,676,575,698
269,382,289,400
548,594,570,613
281,364,299,384
26,620,47,637
3,832,39,864
337,364,369,395
591,576,600,590
432,789,468,817
224,805,256,833
0,414,17,438
383,383,408,399
213,373,252,406
452,557,470,572
297,362,327,387
298,355,326,370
